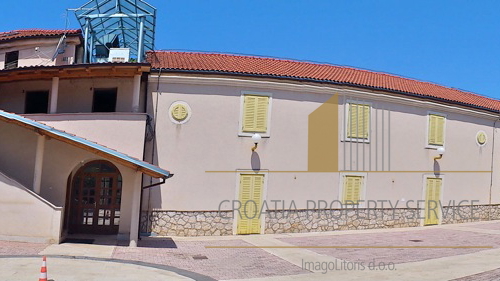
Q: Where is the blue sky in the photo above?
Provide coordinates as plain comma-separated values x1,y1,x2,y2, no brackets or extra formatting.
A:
2,1,499,98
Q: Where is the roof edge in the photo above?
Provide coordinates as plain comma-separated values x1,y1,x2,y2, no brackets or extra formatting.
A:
150,68,500,114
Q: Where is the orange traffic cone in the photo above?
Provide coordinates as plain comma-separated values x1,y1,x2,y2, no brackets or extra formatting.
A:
39,256,47,281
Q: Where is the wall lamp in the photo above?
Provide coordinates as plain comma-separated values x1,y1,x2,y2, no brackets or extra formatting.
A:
434,147,445,160
251,133,262,151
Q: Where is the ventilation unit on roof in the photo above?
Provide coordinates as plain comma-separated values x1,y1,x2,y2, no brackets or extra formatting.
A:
109,48,130,63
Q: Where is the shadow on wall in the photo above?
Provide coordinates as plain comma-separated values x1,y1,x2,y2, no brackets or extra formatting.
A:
433,160,441,177
251,151,261,172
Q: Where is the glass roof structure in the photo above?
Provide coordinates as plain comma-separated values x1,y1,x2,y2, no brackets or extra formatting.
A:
73,0,156,63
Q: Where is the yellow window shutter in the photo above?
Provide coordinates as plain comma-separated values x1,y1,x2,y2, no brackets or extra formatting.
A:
428,115,437,145
250,175,264,232
425,177,442,225
343,176,352,203
237,174,264,235
254,96,269,132
347,104,358,138
424,178,434,225
434,178,442,200
343,176,362,204
242,95,269,133
435,116,445,145
242,96,257,132
352,177,361,204
361,104,370,138
429,114,445,146
348,103,369,139
237,175,253,234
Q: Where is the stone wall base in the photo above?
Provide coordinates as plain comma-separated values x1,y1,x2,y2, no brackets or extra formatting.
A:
141,211,233,236
141,205,500,236
441,204,500,224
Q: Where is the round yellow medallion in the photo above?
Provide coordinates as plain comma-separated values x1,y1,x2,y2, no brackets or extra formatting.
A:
171,104,188,121
477,132,486,145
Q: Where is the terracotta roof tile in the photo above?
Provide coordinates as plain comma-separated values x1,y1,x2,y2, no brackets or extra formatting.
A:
147,51,500,112
0,29,81,42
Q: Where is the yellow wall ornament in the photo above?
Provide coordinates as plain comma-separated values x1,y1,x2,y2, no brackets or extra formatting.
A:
476,131,487,146
171,104,188,121
169,101,191,124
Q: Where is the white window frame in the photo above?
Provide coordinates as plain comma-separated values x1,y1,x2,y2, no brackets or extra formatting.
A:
338,172,367,208
343,100,372,143
238,91,273,137
420,174,445,226
425,111,447,149
232,170,269,235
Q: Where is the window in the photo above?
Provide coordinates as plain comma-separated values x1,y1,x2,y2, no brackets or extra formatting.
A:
428,113,445,146
342,175,363,205
92,88,117,112
240,92,271,135
5,51,19,69
346,102,370,140
25,91,49,114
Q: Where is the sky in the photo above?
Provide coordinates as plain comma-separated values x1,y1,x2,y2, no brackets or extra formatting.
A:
1,1,499,98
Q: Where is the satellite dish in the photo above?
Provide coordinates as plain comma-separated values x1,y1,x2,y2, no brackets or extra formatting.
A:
51,34,67,61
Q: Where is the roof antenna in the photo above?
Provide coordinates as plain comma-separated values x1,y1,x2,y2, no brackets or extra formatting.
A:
52,9,71,61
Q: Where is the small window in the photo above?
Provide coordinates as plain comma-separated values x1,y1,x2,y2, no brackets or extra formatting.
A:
92,88,117,112
428,114,445,146
5,51,19,69
342,175,363,205
347,103,370,140
241,94,270,134
25,91,49,114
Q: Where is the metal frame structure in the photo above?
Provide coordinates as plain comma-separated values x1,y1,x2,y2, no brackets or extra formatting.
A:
73,0,156,63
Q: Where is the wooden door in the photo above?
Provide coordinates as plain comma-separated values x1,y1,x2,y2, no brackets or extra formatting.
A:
424,177,442,225
237,174,264,235
69,161,122,234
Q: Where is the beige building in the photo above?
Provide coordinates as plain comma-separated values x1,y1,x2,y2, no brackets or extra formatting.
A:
0,29,499,244
141,51,500,236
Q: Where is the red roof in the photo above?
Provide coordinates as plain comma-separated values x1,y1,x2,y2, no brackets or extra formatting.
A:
147,51,500,113
0,29,81,42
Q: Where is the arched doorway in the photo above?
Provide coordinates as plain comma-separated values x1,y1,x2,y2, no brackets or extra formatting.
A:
68,160,122,234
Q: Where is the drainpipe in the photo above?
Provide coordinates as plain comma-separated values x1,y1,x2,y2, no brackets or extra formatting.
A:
138,72,150,240
145,68,163,236
489,118,499,220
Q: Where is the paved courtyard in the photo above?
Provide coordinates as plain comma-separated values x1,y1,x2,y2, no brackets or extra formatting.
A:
1,221,500,280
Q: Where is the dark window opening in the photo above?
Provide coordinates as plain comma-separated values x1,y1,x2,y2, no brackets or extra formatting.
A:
25,91,49,114
5,51,19,69
92,88,117,112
